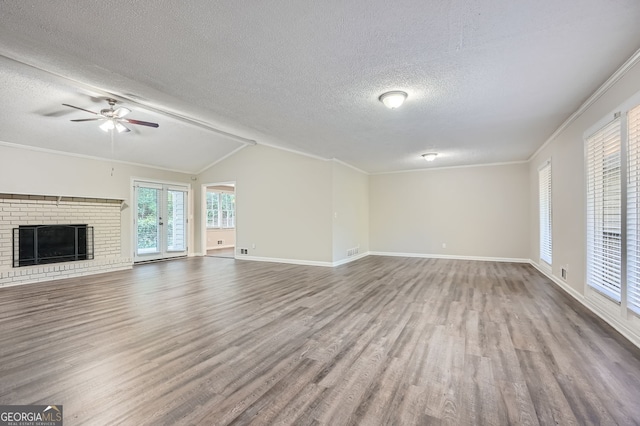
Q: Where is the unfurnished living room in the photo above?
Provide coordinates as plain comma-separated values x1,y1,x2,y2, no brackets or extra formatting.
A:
1,1,640,425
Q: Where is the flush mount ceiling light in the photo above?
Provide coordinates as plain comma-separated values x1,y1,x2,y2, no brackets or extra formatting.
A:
379,91,408,109
422,153,438,162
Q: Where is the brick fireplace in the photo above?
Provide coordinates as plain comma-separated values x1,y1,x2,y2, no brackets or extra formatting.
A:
0,194,132,287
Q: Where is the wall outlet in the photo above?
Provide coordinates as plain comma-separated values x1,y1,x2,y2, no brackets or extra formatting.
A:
561,267,567,280
217,240,223,245
238,248,248,255
442,243,447,249
252,243,256,249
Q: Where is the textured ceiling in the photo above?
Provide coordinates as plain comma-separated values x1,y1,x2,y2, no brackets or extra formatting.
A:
1,0,639,173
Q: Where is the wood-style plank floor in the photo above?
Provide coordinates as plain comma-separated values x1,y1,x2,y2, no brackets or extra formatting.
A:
1,256,640,425
206,247,235,259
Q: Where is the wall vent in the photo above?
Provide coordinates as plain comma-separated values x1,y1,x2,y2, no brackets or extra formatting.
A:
347,246,360,257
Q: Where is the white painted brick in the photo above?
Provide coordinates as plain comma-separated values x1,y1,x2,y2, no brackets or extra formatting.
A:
0,197,124,286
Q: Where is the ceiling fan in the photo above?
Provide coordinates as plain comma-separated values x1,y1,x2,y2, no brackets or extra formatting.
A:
62,98,159,133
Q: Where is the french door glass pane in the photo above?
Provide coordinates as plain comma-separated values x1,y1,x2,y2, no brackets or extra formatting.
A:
137,187,160,254
167,190,187,251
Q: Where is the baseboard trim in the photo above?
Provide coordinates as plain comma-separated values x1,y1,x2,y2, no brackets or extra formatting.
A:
206,245,235,250
235,251,373,268
530,260,640,350
332,251,370,267
235,255,334,267
216,251,529,267
369,251,529,263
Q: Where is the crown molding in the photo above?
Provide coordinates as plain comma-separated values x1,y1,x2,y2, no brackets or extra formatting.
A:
529,47,640,161
0,140,194,175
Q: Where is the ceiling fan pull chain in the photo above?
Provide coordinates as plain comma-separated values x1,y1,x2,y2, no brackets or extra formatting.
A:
110,128,115,177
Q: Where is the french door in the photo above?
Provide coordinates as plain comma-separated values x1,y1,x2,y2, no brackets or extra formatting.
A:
134,181,188,262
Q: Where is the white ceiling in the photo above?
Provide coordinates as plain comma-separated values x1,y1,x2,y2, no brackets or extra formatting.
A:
1,1,639,174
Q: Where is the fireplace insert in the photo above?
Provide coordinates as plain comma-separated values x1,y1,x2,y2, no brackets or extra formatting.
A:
13,224,94,267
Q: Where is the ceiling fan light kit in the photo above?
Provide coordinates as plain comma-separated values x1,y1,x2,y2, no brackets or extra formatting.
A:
63,98,159,133
379,91,408,109
99,120,129,133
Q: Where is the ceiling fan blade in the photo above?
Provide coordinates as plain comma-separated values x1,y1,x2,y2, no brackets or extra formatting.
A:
70,118,102,122
62,104,99,115
114,107,131,118
124,118,159,128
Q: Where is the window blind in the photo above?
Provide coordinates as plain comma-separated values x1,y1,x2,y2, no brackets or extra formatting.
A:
586,118,622,302
628,105,640,313
539,162,552,265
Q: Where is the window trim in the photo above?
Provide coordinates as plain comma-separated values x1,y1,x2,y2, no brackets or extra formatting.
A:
585,116,623,303
539,159,552,267
626,103,640,315
582,97,640,317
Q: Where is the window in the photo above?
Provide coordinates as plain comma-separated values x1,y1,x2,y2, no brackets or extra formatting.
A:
206,191,235,228
627,104,640,314
586,118,622,302
539,161,552,265
206,192,219,228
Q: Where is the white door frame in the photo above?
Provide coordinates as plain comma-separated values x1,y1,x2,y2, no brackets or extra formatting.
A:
132,179,190,262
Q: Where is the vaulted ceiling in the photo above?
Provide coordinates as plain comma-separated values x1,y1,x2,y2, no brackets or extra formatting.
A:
1,1,639,173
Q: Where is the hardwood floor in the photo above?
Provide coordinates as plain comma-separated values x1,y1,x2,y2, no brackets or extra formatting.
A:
206,247,235,258
1,256,640,425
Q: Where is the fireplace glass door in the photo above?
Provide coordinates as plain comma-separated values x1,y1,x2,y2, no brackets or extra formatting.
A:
134,181,188,262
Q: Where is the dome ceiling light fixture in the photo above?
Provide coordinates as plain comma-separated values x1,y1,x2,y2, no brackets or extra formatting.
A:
379,91,408,109
422,153,438,162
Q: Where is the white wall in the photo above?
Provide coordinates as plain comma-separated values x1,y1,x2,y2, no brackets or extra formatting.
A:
369,163,530,260
197,144,333,263
331,162,369,263
529,58,640,346
206,228,235,249
0,144,193,257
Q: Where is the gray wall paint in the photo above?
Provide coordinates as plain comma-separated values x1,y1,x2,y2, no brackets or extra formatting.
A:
197,145,334,262
369,163,530,259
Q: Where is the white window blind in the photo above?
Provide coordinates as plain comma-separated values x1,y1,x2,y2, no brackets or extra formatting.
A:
627,105,640,313
586,118,622,302
539,162,552,265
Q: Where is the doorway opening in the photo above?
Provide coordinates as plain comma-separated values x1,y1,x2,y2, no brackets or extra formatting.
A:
202,182,236,259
